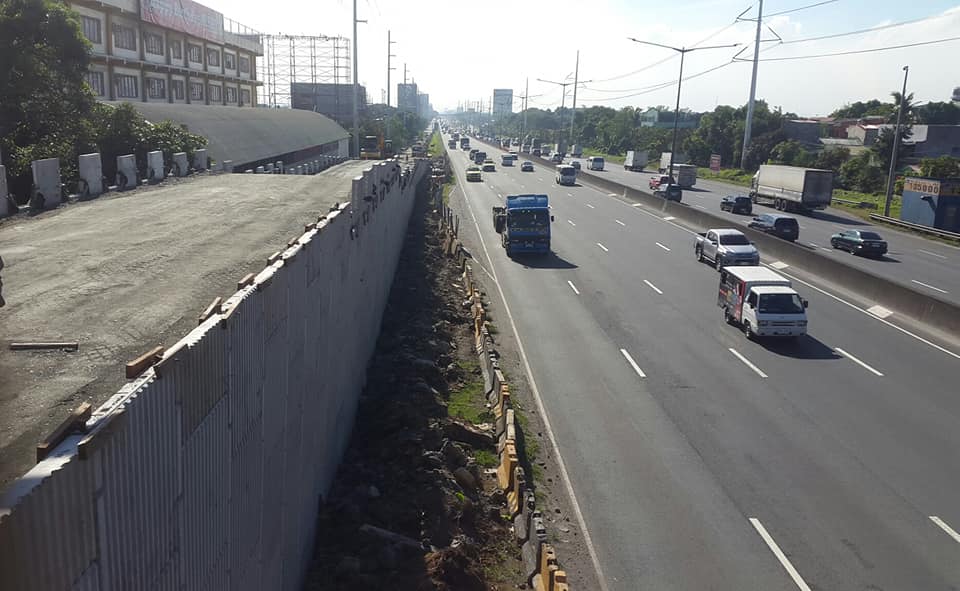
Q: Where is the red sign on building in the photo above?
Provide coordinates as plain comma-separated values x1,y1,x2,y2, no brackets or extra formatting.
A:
141,0,225,44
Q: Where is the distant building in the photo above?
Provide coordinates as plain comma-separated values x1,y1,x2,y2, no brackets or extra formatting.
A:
783,120,822,147
639,107,699,129
69,0,262,106
849,124,960,159
493,89,513,116
397,83,418,113
953,86,960,103
290,82,364,126
418,93,430,117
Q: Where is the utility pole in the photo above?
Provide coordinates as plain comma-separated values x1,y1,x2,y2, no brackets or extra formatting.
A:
538,71,591,154
740,0,763,169
522,77,529,140
885,65,910,216
404,63,408,85
386,30,396,107
569,50,580,148
351,0,366,159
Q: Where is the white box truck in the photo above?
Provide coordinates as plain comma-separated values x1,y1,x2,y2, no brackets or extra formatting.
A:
624,150,648,172
750,164,833,213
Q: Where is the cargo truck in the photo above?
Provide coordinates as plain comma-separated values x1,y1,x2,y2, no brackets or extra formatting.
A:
718,266,809,339
750,164,833,213
492,194,555,256
623,150,648,172
570,144,583,157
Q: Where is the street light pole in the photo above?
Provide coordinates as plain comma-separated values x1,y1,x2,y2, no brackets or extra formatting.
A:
628,38,739,182
740,0,764,169
885,65,910,217
386,30,396,107
351,0,366,159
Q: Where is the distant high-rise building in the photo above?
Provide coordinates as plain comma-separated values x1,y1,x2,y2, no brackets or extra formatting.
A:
398,83,418,113
418,93,430,117
291,83,364,126
953,86,960,103
493,89,513,116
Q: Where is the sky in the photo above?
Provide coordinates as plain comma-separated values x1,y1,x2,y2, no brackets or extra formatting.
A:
201,0,960,117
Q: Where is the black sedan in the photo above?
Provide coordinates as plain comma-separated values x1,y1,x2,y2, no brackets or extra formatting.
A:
720,195,752,215
830,229,888,257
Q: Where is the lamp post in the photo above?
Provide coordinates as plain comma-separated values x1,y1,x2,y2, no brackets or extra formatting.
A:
884,65,909,217
627,38,738,182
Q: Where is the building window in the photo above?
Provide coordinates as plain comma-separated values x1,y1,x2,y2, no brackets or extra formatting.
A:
170,39,182,60
112,23,136,51
114,74,139,98
206,48,220,67
172,79,185,100
225,86,237,103
238,55,250,73
240,88,251,105
147,78,166,99
190,81,204,101
188,43,202,63
208,84,222,102
224,52,236,70
85,71,105,96
81,16,102,44
144,32,164,56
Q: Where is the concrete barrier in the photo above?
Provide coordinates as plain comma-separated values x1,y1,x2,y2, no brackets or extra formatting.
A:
192,149,207,171
172,152,189,177
266,163,274,174
275,160,284,174
255,166,265,174
116,154,136,190
146,151,164,183
30,158,60,210
222,159,233,172
0,165,9,218
78,153,103,197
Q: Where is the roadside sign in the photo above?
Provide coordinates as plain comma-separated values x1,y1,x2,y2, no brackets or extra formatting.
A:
710,154,721,172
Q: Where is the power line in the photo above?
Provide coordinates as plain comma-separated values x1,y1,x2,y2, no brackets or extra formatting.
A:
779,10,959,45
741,35,960,61
578,60,737,102
764,0,837,18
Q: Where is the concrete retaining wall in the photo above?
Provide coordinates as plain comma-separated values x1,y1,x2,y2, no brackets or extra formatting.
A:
116,154,136,190
30,158,61,210
78,153,103,197
0,158,429,591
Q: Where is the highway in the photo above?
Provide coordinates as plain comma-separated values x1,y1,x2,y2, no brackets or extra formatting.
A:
571,158,960,304
446,134,960,590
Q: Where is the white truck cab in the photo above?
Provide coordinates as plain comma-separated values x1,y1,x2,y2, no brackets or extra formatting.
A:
556,165,577,186
718,266,809,338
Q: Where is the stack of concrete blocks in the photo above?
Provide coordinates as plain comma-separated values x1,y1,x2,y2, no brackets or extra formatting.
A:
275,161,283,174
222,160,233,172
192,149,207,171
172,152,189,177
255,166,265,174
147,151,164,183
0,165,9,218
266,163,274,174
116,155,137,190
31,158,61,210
78,153,103,197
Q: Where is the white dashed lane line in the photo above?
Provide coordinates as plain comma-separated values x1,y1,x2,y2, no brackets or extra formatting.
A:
834,347,884,377
568,220,577,227
643,280,663,295
729,348,768,378
615,220,626,226
620,348,647,378
930,516,960,544
586,204,595,209
655,242,671,252
750,518,812,591
918,249,947,260
597,243,609,252
567,280,581,295
911,279,948,294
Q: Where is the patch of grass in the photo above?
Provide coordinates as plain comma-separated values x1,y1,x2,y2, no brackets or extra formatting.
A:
442,180,455,205
448,377,491,424
696,167,754,187
474,449,498,468
486,323,499,335
428,131,443,157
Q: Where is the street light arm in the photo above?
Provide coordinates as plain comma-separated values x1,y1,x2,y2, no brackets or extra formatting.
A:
537,78,569,87
628,37,682,52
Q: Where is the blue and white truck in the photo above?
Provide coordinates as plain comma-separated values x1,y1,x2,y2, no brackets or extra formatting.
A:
492,194,555,256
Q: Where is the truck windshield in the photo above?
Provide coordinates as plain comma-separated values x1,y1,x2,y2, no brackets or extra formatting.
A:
758,293,805,314
509,210,550,227
719,234,751,245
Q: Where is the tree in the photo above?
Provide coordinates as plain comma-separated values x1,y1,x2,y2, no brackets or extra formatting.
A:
916,101,960,125
831,99,891,119
889,91,916,123
919,156,960,178
814,147,850,173
873,125,912,171
769,140,804,165
840,152,884,193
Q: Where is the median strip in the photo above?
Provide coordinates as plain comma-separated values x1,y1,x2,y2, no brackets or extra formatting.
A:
749,518,812,591
834,347,884,377
728,348,768,378
619,348,647,378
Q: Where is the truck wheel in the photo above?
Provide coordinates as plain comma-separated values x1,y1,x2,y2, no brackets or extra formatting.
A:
696,247,703,262
743,321,754,340
715,256,723,271
723,307,733,324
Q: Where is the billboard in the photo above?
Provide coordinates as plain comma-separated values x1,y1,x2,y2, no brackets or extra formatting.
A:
397,83,418,113
141,0,225,44
710,154,721,172
493,89,513,116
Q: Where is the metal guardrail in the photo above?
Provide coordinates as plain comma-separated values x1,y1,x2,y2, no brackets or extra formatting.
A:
869,213,960,242
833,197,877,209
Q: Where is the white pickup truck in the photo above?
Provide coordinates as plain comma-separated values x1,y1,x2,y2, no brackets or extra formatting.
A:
719,266,809,339
694,229,760,270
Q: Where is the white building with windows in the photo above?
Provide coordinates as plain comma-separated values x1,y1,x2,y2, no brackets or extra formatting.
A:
69,0,261,106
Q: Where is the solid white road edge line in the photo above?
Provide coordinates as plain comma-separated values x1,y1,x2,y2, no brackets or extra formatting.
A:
729,348,768,378
597,242,609,252
567,280,581,295
620,348,647,378
749,518,813,591
918,249,947,259
911,279,949,294
452,159,611,591
655,242,671,252
834,347,884,377
643,280,663,295
930,516,960,544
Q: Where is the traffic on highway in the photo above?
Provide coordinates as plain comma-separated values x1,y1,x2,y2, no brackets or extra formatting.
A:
440,126,960,591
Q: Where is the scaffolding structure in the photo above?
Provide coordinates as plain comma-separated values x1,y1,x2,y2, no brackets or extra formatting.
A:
260,34,351,110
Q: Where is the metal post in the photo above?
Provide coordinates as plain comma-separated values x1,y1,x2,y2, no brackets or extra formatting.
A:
668,49,685,182
740,0,763,169
386,30,395,107
570,50,579,149
522,77,528,141
351,0,361,158
885,65,909,217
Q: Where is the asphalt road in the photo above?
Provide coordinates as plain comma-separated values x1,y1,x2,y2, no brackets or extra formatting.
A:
446,135,960,590
572,159,960,305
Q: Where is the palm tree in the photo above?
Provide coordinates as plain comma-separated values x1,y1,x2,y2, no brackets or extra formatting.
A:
889,91,915,123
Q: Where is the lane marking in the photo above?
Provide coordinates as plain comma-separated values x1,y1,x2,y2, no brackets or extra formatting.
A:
749,518,813,591
643,280,663,295
930,516,960,544
663,215,676,221
567,193,573,197
615,219,626,226
918,249,947,260
452,158,611,591
770,261,790,270
729,348,768,378
695,205,708,210
596,242,609,252
620,348,647,378
608,193,618,197
655,242,671,252
632,203,643,208
586,204,596,209
538,177,544,182
567,219,577,227
807,242,819,248
567,280,581,295
911,279,948,294
867,305,893,319
834,347,884,377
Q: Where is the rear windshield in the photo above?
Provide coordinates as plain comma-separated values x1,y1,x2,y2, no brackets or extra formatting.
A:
719,234,751,245
593,158,604,164
859,231,883,240
735,196,750,203
775,218,799,229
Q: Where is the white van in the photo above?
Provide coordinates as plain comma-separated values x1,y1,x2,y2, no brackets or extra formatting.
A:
556,165,577,186
587,156,605,171
501,153,513,166
718,266,809,339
